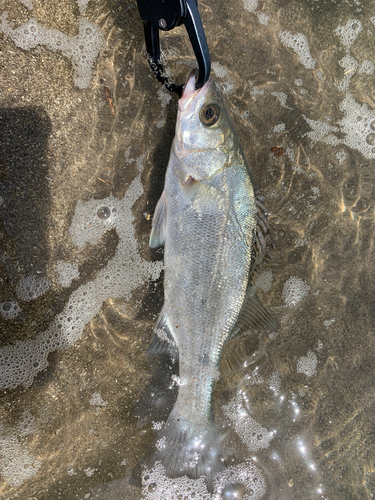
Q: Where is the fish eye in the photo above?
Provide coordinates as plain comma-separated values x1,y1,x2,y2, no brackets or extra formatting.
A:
199,103,221,127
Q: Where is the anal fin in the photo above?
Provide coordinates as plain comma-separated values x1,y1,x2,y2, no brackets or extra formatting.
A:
221,333,263,376
147,305,178,360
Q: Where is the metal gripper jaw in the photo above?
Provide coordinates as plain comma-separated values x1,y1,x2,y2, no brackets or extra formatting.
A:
136,0,211,96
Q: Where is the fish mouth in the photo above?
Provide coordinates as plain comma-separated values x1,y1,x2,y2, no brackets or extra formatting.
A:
179,70,212,110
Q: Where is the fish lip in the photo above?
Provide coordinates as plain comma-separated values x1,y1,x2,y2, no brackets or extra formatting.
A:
179,70,212,111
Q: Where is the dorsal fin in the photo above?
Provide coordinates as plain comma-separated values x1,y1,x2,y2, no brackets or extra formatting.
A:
231,287,278,339
220,289,277,376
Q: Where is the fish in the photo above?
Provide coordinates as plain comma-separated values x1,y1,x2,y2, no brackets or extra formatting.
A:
135,71,277,492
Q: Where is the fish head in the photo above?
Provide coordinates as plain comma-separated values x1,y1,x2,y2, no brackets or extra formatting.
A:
174,71,236,182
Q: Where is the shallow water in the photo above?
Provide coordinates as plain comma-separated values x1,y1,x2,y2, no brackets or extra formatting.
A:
0,0,374,499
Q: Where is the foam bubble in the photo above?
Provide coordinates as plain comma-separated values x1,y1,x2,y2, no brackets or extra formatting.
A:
337,55,358,92
0,299,21,320
142,462,211,500
97,206,111,220
0,431,41,487
268,371,281,396
282,276,310,307
335,149,348,164
297,351,317,377
19,0,33,9
271,91,291,109
242,0,258,12
223,390,274,452
0,14,106,89
249,81,264,96
214,462,267,500
338,54,358,71
242,0,269,25
152,421,165,431
0,175,163,390
69,198,118,249
358,60,374,75
278,31,316,69
254,270,273,293
16,409,36,437
0,408,41,487
257,12,270,26
285,146,295,164
211,62,229,79
16,275,51,302
273,123,285,134
303,116,340,146
337,92,375,159
156,87,173,128
77,0,90,15
335,19,362,49
55,261,80,288
211,62,235,93
89,392,108,407
246,369,264,386
141,460,267,500
303,91,375,158
0,333,52,389
67,465,77,476
84,467,97,477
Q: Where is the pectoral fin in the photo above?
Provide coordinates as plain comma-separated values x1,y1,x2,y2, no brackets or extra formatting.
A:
149,191,166,248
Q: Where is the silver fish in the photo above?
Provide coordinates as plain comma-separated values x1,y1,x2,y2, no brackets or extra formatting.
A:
138,72,276,491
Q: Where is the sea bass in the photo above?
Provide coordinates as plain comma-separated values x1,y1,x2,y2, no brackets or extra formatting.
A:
139,72,275,491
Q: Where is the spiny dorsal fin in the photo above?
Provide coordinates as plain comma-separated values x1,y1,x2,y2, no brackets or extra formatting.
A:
150,191,166,248
251,193,275,274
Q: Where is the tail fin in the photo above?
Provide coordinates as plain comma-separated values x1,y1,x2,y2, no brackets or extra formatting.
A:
132,410,226,492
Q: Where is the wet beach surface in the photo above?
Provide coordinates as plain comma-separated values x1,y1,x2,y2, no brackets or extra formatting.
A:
0,0,374,498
